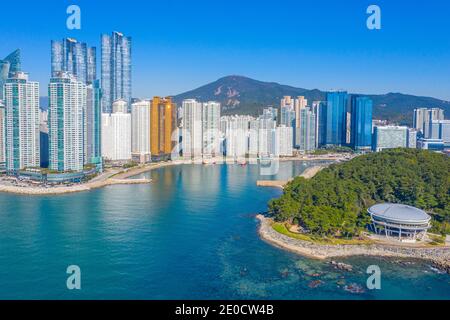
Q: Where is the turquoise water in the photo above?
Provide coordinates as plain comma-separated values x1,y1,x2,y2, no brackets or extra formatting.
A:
0,162,449,300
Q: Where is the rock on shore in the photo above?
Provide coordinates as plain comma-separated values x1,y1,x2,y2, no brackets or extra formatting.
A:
257,215,450,274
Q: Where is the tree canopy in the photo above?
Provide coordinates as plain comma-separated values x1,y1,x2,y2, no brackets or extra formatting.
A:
269,149,450,237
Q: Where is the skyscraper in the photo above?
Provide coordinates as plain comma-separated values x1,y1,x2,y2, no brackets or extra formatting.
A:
3,72,40,173
85,80,102,165
0,100,5,168
131,100,151,163
0,49,21,100
325,91,348,146
351,96,373,151
276,125,293,156
202,101,221,157
312,101,326,148
413,108,445,138
280,96,295,128
150,97,176,160
51,38,96,85
101,32,132,113
48,72,86,172
297,107,316,152
101,99,132,161
181,99,202,159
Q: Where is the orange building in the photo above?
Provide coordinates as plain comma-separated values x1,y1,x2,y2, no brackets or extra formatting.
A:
150,97,177,159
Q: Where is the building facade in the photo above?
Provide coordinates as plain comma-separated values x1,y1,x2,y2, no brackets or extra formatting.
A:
101,32,132,113
3,72,40,173
202,101,221,158
413,108,445,138
0,100,5,168
101,99,131,161
51,38,96,85
276,125,293,156
48,73,86,172
181,99,202,159
131,100,151,163
0,50,21,100
325,91,348,146
150,97,176,159
296,107,316,152
372,126,408,152
85,80,102,165
351,96,373,151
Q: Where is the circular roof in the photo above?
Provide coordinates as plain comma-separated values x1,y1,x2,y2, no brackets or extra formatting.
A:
368,203,431,224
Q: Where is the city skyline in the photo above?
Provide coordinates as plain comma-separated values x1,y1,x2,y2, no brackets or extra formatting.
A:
0,1,450,100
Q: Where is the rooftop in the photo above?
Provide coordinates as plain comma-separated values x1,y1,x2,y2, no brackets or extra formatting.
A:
368,203,431,224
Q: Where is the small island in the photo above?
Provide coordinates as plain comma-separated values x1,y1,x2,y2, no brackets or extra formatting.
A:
260,149,450,272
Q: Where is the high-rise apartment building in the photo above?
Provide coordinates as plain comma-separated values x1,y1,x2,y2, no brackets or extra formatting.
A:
325,91,348,146
101,32,132,113
0,49,21,100
3,72,40,173
312,101,326,148
202,101,221,157
221,115,251,160
0,100,5,168
48,72,86,172
297,107,316,152
413,108,445,138
131,100,151,163
276,125,293,156
280,96,295,128
85,80,102,165
429,120,450,146
101,99,131,161
150,97,176,159
351,96,373,151
51,38,96,85
181,99,202,159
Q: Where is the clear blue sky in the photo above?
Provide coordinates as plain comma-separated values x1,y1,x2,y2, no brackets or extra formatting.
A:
0,0,449,100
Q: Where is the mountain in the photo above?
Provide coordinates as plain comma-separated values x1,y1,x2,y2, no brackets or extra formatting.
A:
174,76,450,125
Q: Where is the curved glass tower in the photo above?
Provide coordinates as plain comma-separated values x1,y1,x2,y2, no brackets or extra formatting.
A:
101,31,132,113
0,49,21,100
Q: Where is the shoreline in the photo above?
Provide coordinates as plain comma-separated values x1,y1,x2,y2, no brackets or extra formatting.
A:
257,215,450,273
257,165,325,188
0,157,338,196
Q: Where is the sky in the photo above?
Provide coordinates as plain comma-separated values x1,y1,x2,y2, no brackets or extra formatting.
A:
0,0,449,100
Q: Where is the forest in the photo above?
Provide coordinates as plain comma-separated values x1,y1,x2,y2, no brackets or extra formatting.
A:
269,149,450,237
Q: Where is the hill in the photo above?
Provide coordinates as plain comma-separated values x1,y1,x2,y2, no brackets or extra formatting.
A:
268,149,450,237
174,76,450,125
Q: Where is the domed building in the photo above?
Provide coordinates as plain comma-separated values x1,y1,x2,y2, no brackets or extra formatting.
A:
368,203,431,242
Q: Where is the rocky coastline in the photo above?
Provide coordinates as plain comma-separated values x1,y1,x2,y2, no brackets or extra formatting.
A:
257,215,450,274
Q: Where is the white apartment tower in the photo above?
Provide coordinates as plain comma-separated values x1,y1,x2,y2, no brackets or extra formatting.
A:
48,72,86,172
202,101,221,158
181,99,203,159
131,100,151,163
3,72,40,172
101,99,131,161
0,100,5,167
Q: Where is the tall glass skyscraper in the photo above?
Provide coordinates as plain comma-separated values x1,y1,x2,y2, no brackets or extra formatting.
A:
51,38,96,85
101,31,132,113
0,49,21,100
325,91,348,146
85,80,102,165
351,96,373,151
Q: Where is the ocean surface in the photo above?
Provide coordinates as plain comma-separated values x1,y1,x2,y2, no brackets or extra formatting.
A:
0,161,449,300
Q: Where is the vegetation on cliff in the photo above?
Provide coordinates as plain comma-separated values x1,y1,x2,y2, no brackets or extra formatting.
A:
269,149,450,237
